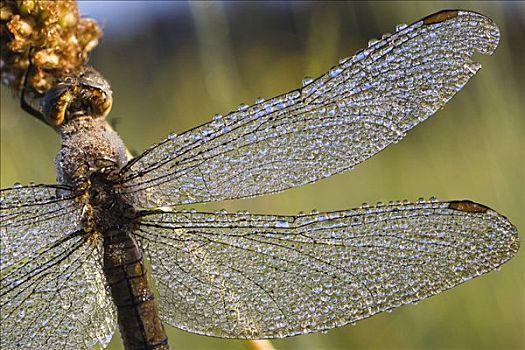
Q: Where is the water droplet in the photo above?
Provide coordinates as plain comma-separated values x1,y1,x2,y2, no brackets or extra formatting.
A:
329,66,343,78
368,38,380,47
287,90,301,100
302,77,314,86
238,103,249,111
276,220,290,228
355,50,366,61
464,61,481,74
396,23,407,31
338,56,350,65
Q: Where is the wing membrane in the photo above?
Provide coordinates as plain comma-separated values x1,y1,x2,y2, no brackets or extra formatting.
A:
121,11,500,207
0,185,116,349
0,235,116,350
0,184,81,271
137,199,518,338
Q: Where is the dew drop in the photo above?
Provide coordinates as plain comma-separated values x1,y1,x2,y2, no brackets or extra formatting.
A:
396,23,407,31
276,220,290,228
368,38,380,47
302,77,314,86
329,66,343,78
338,56,350,65
355,50,366,61
287,90,301,100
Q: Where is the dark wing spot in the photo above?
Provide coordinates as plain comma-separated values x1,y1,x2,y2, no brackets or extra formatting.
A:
423,10,459,25
448,200,489,213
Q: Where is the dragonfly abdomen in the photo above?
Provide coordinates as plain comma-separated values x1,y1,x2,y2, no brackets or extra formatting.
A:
103,229,169,350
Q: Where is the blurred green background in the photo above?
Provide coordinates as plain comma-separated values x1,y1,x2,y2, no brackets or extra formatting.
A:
1,1,523,350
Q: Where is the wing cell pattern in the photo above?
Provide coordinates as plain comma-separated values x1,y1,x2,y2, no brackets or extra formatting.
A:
0,185,81,272
121,11,500,208
137,200,518,338
0,185,116,349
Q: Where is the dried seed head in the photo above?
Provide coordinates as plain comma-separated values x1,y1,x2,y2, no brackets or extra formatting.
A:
0,0,102,96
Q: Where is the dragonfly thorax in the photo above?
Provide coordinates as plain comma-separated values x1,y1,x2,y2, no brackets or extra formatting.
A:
56,116,128,186
55,116,134,233
82,172,137,236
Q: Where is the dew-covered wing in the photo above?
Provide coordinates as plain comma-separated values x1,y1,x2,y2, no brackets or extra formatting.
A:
121,10,500,207
0,185,116,349
0,184,82,272
137,199,518,338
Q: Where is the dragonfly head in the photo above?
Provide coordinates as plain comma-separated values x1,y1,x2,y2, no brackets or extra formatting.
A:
41,66,113,127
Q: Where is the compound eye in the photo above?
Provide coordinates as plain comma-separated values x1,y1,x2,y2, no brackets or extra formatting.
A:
84,84,113,119
41,84,74,126
40,68,113,126
77,66,113,119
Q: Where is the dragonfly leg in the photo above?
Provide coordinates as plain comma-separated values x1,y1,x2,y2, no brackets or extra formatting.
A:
19,51,47,124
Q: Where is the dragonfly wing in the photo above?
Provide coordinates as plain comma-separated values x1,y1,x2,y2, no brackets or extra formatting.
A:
1,184,82,272
121,11,500,207
0,185,116,349
137,199,518,338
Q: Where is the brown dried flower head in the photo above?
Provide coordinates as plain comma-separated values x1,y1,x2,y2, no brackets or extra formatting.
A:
0,0,102,96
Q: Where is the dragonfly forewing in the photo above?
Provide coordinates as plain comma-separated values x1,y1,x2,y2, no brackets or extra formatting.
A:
136,199,518,338
120,10,500,208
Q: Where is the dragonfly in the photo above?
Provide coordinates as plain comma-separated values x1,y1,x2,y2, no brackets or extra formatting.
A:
0,9,520,350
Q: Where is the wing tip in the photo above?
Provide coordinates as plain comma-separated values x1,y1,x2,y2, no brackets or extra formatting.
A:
422,9,500,55
448,200,520,258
